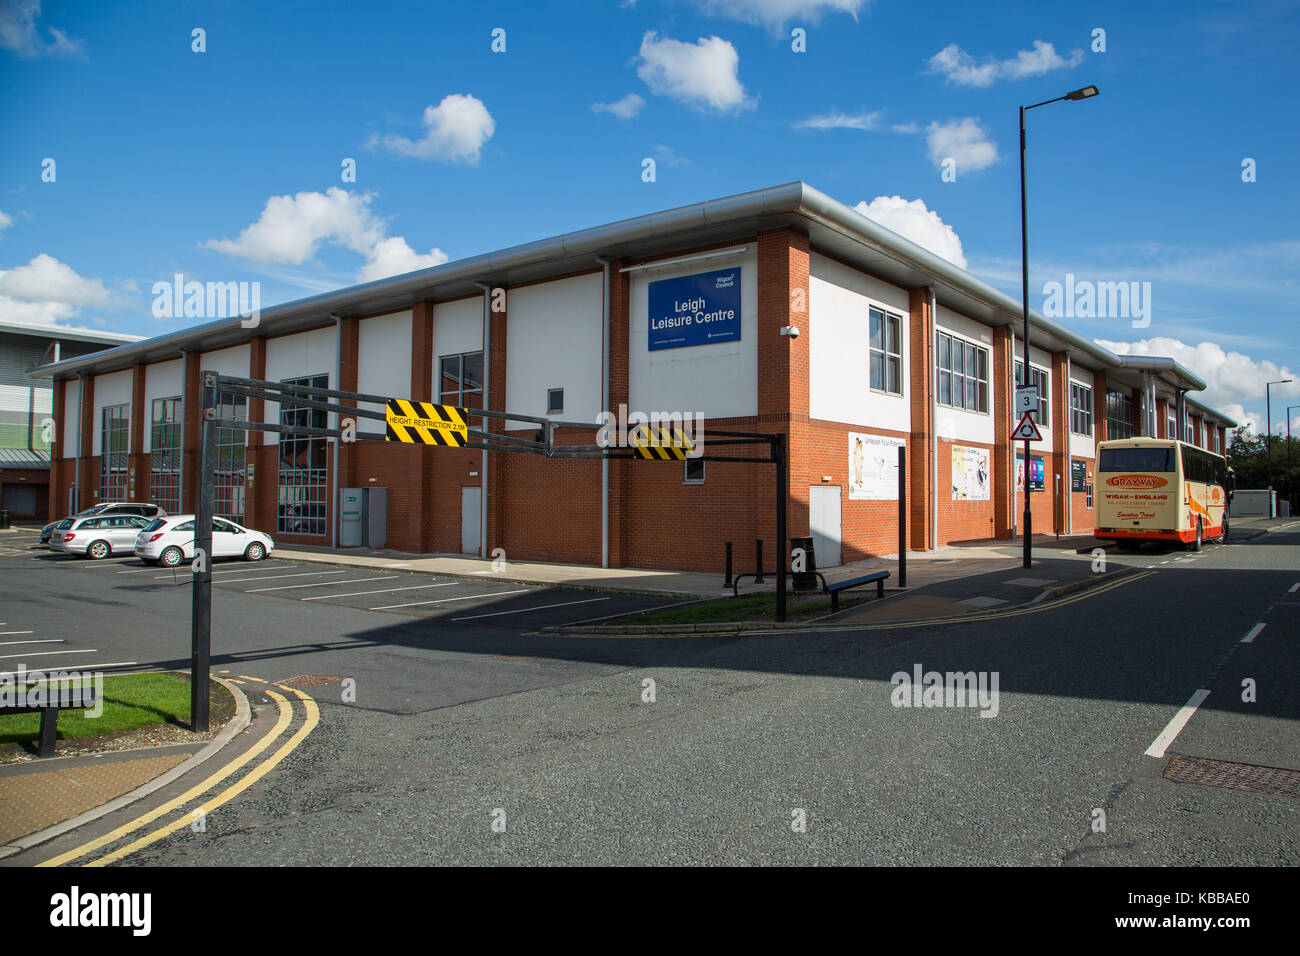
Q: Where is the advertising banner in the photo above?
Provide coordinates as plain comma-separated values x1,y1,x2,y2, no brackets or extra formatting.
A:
1071,459,1087,493
952,445,991,501
848,433,904,500
648,267,742,351
1016,453,1045,493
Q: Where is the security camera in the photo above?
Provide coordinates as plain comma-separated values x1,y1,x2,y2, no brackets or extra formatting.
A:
780,325,800,338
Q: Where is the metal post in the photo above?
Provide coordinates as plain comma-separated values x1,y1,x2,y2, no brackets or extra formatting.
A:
1020,103,1033,569
754,538,764,584
774,433,787,623
191,372,217,733
724,540,733,588
897,443,907,588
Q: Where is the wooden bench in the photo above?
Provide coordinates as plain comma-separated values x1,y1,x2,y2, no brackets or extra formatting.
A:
825,571,891,611
0,684,98,757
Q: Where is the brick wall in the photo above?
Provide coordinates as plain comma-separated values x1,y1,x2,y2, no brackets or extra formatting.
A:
938,438,998,545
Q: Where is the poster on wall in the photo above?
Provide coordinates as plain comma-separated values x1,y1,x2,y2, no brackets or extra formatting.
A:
951,445,991,501
647,268,742,351
1016,453,1045,493
1071,459,1087,492
848,433,904,500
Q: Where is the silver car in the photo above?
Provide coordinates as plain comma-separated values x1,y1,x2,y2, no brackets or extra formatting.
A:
51,514,152,559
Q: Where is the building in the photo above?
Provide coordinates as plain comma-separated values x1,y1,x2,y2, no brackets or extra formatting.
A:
1,321,140,521
27,182,1236,570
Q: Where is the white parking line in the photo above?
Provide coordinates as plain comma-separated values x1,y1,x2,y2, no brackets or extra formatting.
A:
244,575,398,593
0,631,36,636
1241,622,1265,644
301,582,455,601
452,597,609,621
0,661,137,679
160,569,346,584
1145,689,1211,758
0,639,62,647
0,649,98,661
1289,583,1298,593
371,589,530,610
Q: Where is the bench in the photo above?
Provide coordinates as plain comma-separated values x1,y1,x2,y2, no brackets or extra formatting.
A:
825,571,891,611
0,684,98,757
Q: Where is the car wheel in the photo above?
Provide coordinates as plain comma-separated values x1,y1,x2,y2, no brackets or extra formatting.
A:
244,542,266,562
87,540,111,560
160,546,184,568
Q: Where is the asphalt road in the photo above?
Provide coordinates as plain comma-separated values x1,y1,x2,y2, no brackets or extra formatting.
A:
2,524,1297,865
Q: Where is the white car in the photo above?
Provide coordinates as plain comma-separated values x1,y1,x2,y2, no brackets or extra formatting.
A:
134,515,275,567
52,513,153,559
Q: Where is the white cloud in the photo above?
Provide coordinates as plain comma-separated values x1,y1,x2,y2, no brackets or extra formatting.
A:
928,40,1083,87
853,196,966,269
692,0,867,29
0,0,85,60
358,237,449,283
795,110,881,131
0,253,112,329
1096,336,1300,431
368,94,495,164
0,210,12,231
636,32,754,113
654,145,689,167
203,187,449,283
926,117,998,173
592,93,645,119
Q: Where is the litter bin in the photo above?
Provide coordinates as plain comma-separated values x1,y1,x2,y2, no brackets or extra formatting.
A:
0,510,9,530
790,536,818,591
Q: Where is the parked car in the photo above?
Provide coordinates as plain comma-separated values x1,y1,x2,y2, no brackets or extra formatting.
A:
41,502,166,544
51,514,153,559
134,515,275,567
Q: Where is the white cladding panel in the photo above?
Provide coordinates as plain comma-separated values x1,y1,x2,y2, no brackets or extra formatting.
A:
1069,365,1095,460
629,250,758,418
200,344,251,448
808,256,910,433
61,378,79,455
264,327,336,441
91,369,134,455
143,359,184,453
358,311,412,418
433,297,484,387
505,274,603,428
934,306,994,446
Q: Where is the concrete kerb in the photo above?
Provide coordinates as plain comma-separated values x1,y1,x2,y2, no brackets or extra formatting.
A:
0,675,251,859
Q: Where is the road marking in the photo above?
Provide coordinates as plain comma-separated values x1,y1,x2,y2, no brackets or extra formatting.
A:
1289,583,1298,593
243,575,398,593
0,648,96,661
1145,689,1211,758
39,687,296,867
0,662,137,679
0,630,36,636
0,639,62,647
372,588,531,610
452,597,609,621
167,569,347,584
301,582,455,601
86,686,320,867
1241,622,1265,644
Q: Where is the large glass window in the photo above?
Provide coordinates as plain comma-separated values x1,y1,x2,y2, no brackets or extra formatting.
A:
1070,383,1093,436
936,332,989,413
869,307,903,395
1014,362,1049,425
1098,446,1175,473
1106,390,1134,440
99,403,130,502
278,374,329,536
214,390,247,523
439,352,484,409
149,396,182,514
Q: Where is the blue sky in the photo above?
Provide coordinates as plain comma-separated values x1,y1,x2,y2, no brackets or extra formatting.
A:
2,0,1298,433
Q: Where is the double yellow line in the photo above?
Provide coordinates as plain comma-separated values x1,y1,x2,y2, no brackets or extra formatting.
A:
38,676,319,867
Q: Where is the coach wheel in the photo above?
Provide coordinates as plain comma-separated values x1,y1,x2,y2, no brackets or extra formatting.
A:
1189,519,1203,552
160,546,184,568
1219,515,1229,543
87,539,111,560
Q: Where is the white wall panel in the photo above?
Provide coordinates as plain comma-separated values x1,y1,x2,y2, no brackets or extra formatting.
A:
91,369,133,455
505,273,602,428
358,310,412,418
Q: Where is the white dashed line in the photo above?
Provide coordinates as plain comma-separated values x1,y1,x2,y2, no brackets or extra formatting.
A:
1145,689,1211,758
1241,622,1265,644
0,639,62,647
1289,583,1298,594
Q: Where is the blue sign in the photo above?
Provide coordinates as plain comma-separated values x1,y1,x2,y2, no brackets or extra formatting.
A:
648,267,741,351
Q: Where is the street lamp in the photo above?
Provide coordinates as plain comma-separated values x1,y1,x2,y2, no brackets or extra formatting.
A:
1265,379,1293,497
1020,85,1100,569
1287,403,1300,516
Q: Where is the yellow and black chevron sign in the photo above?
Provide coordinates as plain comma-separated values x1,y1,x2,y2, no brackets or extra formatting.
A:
631,425,695,461
385,399,468,447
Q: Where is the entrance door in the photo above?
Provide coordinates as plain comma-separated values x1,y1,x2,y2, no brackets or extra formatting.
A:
809,486,842,568
460,487,481,555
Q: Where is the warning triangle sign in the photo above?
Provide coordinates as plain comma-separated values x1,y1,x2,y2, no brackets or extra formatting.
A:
1011,412,1043,442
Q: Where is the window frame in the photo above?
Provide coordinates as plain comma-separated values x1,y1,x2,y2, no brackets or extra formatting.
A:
936,330,990,414
869,307,904,396
439,351,485,410
1069,382,1094,436
684,458,705,485
1013,361,1050,425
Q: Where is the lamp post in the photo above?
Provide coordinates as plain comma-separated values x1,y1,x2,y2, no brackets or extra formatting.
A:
1265,379,1293,499
1287,403,1300,516
1020,84,1099,568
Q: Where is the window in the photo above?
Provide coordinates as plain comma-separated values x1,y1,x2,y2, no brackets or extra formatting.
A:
1014,362,1049,424
150,396,182,514
1070,383,1093,435
1180,445,1228,487
1085,483,1094,510
439,352,484,409
870,308,903,395
684,458,705,484
214,390,247,523
1168,415,1177,441
937,332,989,413
1099,446,1175,473
278,374,329,536
547,388,564,415
1106,390,1134,440
99,403,129,502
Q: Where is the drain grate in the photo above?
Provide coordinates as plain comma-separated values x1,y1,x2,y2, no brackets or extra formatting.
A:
1164,755,1300,797
279,674,348,688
